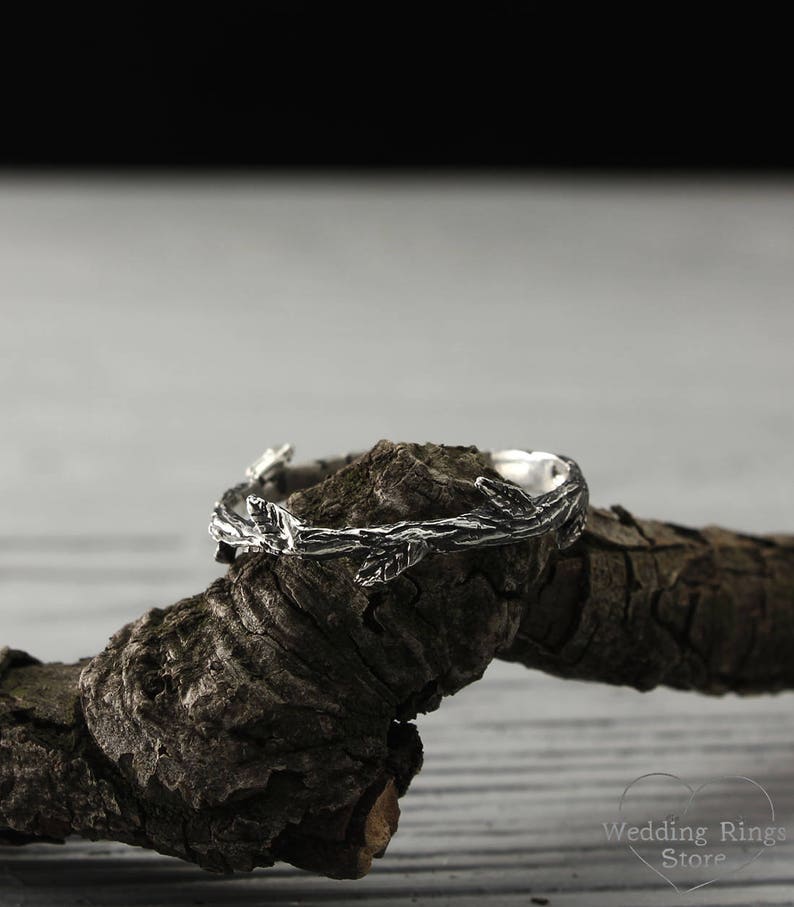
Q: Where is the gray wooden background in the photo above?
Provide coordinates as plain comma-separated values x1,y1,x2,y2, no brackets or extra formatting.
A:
1,176,792,906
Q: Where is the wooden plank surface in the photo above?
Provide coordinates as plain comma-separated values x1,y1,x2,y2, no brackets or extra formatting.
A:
1,176,793,906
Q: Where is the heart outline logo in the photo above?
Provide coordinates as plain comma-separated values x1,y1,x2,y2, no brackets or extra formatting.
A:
618,773,775,894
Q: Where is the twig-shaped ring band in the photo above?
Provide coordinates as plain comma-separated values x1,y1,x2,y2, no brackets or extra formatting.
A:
209,445,589,586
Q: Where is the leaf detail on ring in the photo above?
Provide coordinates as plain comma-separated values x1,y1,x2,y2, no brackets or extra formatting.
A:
246,496,303,553
355,538,431,587
209,505,254,544
474,476,538,518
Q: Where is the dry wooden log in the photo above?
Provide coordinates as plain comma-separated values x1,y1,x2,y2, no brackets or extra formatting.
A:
1,440,792,878
500,506,794,693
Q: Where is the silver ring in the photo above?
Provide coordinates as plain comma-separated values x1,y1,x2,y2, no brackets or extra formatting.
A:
209,445,589,587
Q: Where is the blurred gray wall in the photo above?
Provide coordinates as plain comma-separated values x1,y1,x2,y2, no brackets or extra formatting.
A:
1,176,792,659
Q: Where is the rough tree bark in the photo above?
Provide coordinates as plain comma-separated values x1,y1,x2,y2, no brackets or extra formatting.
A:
1,441,792,879
500,505,794,693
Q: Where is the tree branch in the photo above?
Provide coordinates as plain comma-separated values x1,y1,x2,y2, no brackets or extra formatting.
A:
500,504,794,693
1,441,792,878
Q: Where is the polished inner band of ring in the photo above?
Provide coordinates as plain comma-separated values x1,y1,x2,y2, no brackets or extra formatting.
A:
219,446,571,510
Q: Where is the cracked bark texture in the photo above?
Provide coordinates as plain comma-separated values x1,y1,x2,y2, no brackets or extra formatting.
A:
500,504,794,693
1,441,792,878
